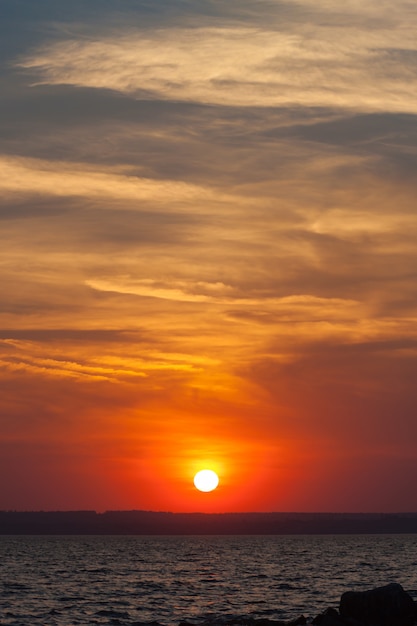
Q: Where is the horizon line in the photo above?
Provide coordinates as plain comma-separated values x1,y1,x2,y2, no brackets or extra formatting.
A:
3,510,417,515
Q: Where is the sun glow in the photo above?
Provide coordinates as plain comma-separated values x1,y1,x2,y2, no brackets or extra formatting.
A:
193,469,219,492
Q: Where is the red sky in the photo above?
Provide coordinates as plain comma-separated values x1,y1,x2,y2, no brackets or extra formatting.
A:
0,0,417,513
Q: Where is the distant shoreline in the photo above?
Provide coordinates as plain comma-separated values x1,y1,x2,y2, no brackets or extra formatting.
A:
1,511,417,535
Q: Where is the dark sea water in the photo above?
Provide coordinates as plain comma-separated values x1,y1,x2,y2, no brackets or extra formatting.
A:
1,535,417,626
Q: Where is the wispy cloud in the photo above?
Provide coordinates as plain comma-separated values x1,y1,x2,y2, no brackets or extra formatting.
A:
0,154,214,205
19,21,417,112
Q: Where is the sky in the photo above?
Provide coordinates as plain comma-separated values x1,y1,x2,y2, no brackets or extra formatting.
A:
1,0,417,513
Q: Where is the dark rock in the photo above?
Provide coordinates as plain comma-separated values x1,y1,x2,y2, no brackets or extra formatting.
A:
339,582,415,626
312,608,345,626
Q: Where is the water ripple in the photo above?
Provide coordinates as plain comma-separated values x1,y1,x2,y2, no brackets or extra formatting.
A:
0,535,416,625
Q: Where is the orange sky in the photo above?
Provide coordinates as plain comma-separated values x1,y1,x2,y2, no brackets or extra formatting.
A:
0,0,417,513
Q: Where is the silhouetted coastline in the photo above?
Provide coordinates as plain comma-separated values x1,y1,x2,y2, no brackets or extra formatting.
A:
179,583,417,626
1,511,417,535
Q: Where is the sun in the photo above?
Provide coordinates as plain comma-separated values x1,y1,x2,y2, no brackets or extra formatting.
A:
193,469,219,493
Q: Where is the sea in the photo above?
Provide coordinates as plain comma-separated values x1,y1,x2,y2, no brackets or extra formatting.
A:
1,534,417,626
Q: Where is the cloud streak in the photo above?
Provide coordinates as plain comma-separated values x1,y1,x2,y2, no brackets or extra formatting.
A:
0,154,215,205
19,21,417,112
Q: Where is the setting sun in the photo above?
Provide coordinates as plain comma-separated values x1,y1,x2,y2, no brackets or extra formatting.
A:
193,469,219,493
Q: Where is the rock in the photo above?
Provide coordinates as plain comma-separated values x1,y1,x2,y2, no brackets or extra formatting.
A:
312,608,345,626
339,582,415,626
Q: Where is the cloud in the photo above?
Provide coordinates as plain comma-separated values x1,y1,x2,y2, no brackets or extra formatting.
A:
86,278,232,303
0,329,210,383
0,154,215,205
86,276,364,320
17,19,417,112
0,329,146,343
